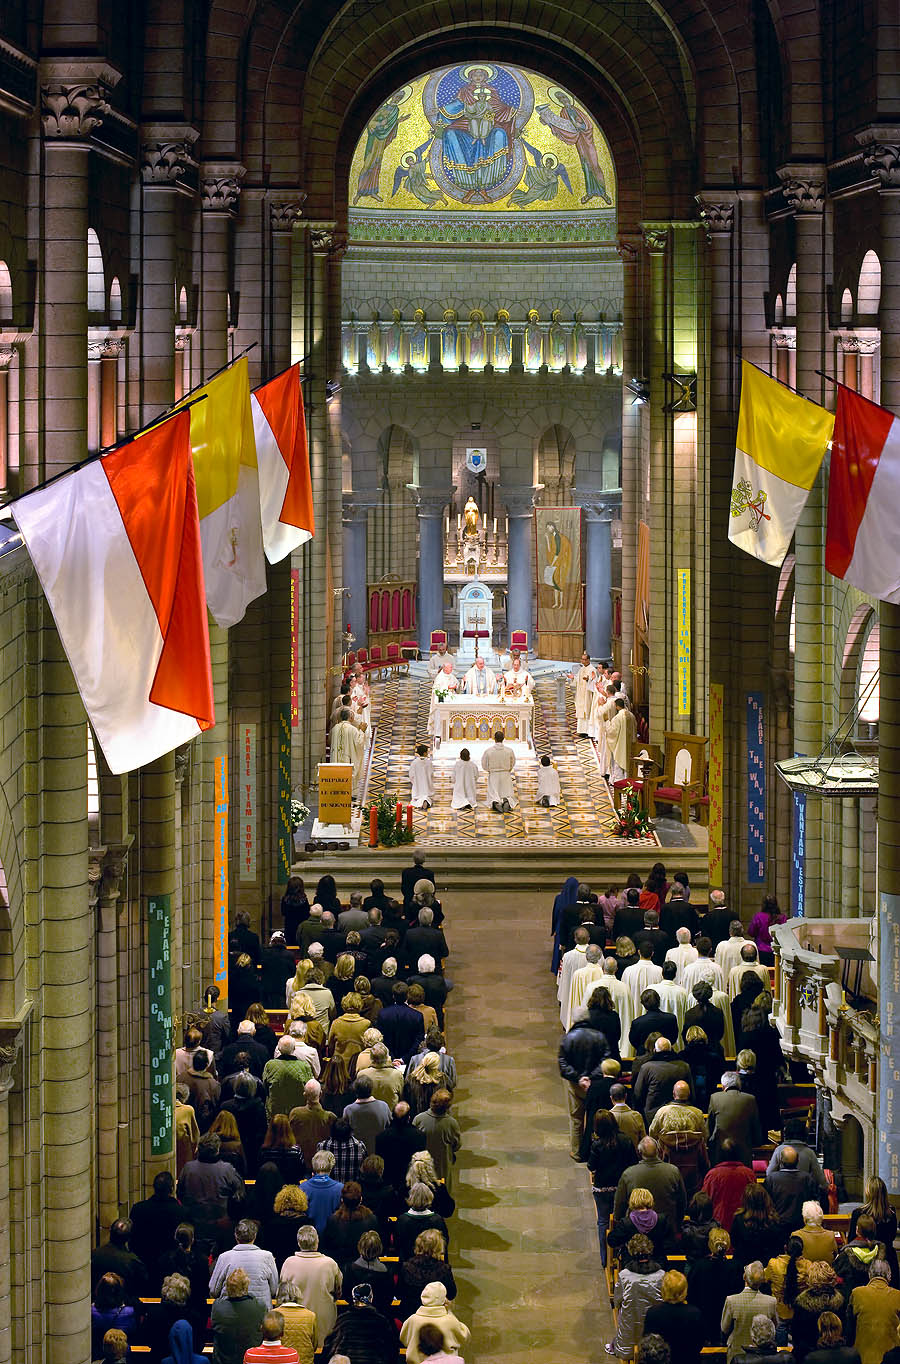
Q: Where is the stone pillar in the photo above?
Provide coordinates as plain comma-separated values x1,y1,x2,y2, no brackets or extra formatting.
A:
140,128,198,419
98,339,123,447
642,225,671,732
574,492,616,659
856,130,900,1186
778,166,827,914
0,1013,28,1364
504,485,539,645
409,487,453,650
617,236,641,689
94,845,131,1228
38,62,118,1364
268,197,305,377
342,494,379,649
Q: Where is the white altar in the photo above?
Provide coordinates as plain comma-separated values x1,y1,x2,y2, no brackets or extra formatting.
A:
457,580,494,659
432,695,534,762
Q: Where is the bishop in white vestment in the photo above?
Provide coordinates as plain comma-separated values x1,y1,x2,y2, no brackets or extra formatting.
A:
463,657,497,695
430,660,459,737
606,700,637,783
655,974,690,1045
451,752,478,810
503,659,534,699
573,652,598,736
600,961,637,1060
481,733,517,809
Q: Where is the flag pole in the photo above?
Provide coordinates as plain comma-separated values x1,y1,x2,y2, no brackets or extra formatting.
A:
3,393,209,510
167,341,257,411
251,355,310,393
739,355,832,409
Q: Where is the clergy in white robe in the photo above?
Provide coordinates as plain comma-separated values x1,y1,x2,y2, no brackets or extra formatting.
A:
503,660,534,699
451,750,478,810
600,959,637,1060
727,956,770,1000
594,688,616,765
537,757,561,807
711,987,736,1056
573,653,598,735
430,660,460,736
565,948,606,1029
427,645,451,678
681,954,725,995
330,713,366,792
463,658,497,695
409,746,434,809
557,930,591,1024
621,951,663,1010
481,732,517,809
350,679,371,730
715,928,755,978
606,699,637,783
655,969,690,1044
665,929,699,984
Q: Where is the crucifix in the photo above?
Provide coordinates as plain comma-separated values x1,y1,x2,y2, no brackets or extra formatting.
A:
470,608,485,659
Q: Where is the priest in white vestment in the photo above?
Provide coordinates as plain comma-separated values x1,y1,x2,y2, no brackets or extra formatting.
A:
557,927,591,1025
350,677,371,730
463,656,497,695
600,958,637,1060
565,946,606,1029
451,748,478,810
727,952,770,1000
681,952,725,995
665,928,699,984
606,698,637,784
427,643,451,678
594,687,617,766
715,924,755,978
330,709,366,793
430,659,459,737
409,744,434,809
572,652,598,736
537,756,561,807
503,656,534,699
655,964,690,1044
621,946,663,1010
712,987,736,1056
481,731,517,810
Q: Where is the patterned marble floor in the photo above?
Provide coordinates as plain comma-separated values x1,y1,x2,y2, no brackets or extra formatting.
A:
362,673,657,847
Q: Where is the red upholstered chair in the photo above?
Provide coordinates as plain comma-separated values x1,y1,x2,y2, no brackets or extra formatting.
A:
646,732,708,822
611,742,663,811
400,639,419,661
356,647,368,666
386,641,408,675
430,630,448,651
510,629,529,653
369,645,383,666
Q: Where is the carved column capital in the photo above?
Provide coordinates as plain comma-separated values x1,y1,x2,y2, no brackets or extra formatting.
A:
502,484,542,518
856,129,900,188
89,336,126,362
777,164,826,214
695,193,735,234
40,60,121,140
200,162,246,213
641,225,669,254
0,1001,32,1097
174,743,192,787
771,330,797,351
270,195,307,231
407,485,454,518
342,491,381,522
97,839,133,907
0,347,15,371
615,237,639,264
141,125,199,185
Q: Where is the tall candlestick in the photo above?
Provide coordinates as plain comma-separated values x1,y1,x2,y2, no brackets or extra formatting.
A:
457,513,461,531
406,803,413,832
493,517,497,534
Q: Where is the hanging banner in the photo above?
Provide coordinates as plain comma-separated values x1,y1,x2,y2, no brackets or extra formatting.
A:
213,755,229,1001
746,692,766,883
148,893,173,1156
277,704,292,884
318,763,353,825
290,568,300,727
677,569,691,716
535,506,583,634
238,722,257,882
879,891,900,1190
792,755,806,916
709,683,724,883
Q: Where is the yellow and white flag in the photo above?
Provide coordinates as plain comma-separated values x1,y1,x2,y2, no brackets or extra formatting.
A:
729,360,834,567
178,357,267,628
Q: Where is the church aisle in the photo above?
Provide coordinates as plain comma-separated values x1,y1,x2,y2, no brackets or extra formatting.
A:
442,888,612,1363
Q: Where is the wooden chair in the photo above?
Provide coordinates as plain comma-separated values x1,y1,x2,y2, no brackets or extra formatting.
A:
611,741,663,811
646,731,708,822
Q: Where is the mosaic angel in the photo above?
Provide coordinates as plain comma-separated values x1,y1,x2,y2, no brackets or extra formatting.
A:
537,89,612,205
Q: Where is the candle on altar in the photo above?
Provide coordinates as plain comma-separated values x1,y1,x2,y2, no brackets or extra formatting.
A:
406,803,413,832
504,515,509,536
445,516,449,535
395,800,402,825
369,806,378,847
493,517,497,534
457,513,461,531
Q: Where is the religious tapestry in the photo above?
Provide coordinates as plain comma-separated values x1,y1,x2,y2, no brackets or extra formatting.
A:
534,506,582,635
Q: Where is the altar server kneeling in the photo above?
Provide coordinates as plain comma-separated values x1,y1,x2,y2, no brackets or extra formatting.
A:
451,747,479,810
537,755,561,807
482,730,518,812
409,743,435,809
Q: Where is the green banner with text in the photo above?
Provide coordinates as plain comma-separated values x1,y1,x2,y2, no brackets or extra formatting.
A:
278,704,292,884
148,894,173,1156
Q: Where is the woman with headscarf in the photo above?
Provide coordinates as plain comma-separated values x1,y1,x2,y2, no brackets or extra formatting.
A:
551,875,580,974
161,1318,207,1364
405,1051,444,1117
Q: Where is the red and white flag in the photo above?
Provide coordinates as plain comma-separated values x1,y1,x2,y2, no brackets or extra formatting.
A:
826,385,900,602
13,410,215,773
250,363,315,563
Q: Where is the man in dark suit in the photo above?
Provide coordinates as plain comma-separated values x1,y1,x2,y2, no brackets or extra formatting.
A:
404,907,449,969
764,1145,821,1227
128,1172,183,1289
660,887,699,943
218,1022,270,1079
706,1071,762,1165
633,910,671,965
376,982,425,1062
613,887,644,942
318,911,347,962
632,1037,692,1124
629,989,679,1053
401,852,435,909
360,907,389,953
704,890,735,948
375,1101,427,1196
231,909,262,965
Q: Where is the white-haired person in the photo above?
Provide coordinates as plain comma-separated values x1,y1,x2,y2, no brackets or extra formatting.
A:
279,1224,342,1339
794,1200,838,1263
665,926,699,984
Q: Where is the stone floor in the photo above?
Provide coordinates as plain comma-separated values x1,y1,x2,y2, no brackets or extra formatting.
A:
442,888,614,1363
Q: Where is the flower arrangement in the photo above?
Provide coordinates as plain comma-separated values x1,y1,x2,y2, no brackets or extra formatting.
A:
362,793,415,847
433,686,449,703
609,787,654,840
290,799,310,829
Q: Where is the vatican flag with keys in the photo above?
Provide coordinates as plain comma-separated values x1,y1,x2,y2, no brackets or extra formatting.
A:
729,360,834,567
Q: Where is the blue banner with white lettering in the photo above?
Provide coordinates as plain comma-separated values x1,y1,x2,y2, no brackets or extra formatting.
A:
791,754,806,916
746,692,766,883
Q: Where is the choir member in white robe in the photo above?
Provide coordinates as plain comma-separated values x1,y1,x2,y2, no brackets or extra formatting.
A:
565,947,606,1029
594,686,617,766
621,948,663,1010
712,987,736,1056
715,925,755,978
427,643,451,678
606,699,637,783
350,678,371,730
655,965,690,1044
408,744,434,809
681,953,725,995
463,657,497,695
450,748,478,810
727,955,770,1000
330,710,366,793
665,928,699,984
481,731,517,810
572,652,598,736
557,928,590,1025
537,756,560,807
600,958,637,1060
503,658,534,699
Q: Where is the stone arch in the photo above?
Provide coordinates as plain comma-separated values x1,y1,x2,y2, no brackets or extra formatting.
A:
840,288,853,327
109,277,122,324
87,228,105,317
368,424,420,582
784,263,797,323
773,294,784,325
857,250,881,320
535,424,576,505
0,260,10,321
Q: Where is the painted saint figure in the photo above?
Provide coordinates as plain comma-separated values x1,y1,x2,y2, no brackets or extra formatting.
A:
354,87,412,203
543,520,572,609
493,309,512,369
538,89,612,205
433,65,516,203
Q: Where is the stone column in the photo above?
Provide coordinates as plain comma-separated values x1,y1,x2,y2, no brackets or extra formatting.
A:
574,493,617,659
94,845,131,1228
617,236,641,689
342,493,379,649
856,130,900,1187
0,1012,28,1364
778,166,827,914
409,487,453,650
642,225,671,732
268,197,305,377
38,62,118,1364
140,127,198,419
503,485,539,645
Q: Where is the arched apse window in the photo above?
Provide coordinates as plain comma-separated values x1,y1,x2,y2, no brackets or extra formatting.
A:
535,424,576,504
86,724,100,835
178,286,188,324
0,261,11,321
858,251,881,318
601,448,620,491
773,294,784,325
840,288,853,326
857,617,879,728
784,264,797,322
87,229,105,314
109,277,122,323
